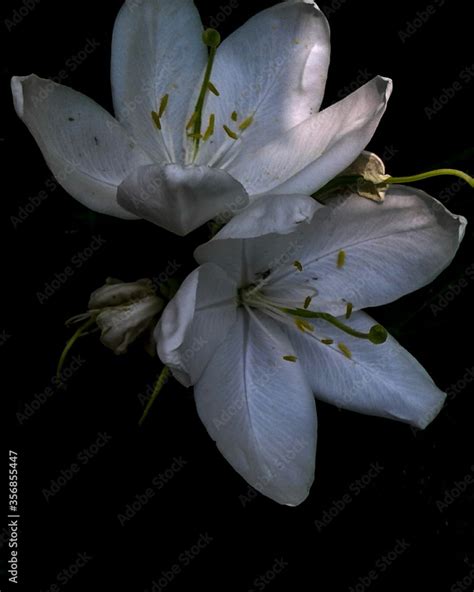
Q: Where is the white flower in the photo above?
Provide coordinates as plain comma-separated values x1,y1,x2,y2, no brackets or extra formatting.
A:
12,0,392,236
155,188,466,505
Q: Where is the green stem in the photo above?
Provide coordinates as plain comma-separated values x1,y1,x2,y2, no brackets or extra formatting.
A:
57,316,96,381
139,367,171,427
386,168,474,188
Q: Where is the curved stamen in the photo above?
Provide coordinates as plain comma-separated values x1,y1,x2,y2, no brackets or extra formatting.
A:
280,307,388,345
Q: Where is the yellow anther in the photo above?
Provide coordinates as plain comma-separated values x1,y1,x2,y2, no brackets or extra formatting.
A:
304,296,312,310
295,319,314,333
223,125,239,140
321,339,334,346
293,260,303,272
345,303,353,319
283,355,298,363
338,343,352,359
337,250,346,269
188,133,203,140
186,112,197,130
158,94,169,118
231,111,238,122
208,81,220,96
239,115,254,131
203,114,216,141
151,111,162,130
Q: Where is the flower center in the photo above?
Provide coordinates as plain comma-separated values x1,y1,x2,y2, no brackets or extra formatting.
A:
149,28,255,165
238,261,387,361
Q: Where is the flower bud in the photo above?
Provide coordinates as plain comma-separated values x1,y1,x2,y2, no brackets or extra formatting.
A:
88,278,164,355
88,277,155,309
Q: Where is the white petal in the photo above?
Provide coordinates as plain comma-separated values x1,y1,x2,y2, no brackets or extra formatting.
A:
111,0,207,162
195,194,321,283
226,76,392,195
268,186,466,315
117,164,249,236
195,310,317,505
197,0,330,167
11,75,151,219
287,311,446,429
155,263,238,387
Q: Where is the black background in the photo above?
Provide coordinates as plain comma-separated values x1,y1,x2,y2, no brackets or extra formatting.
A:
1,0,474,590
